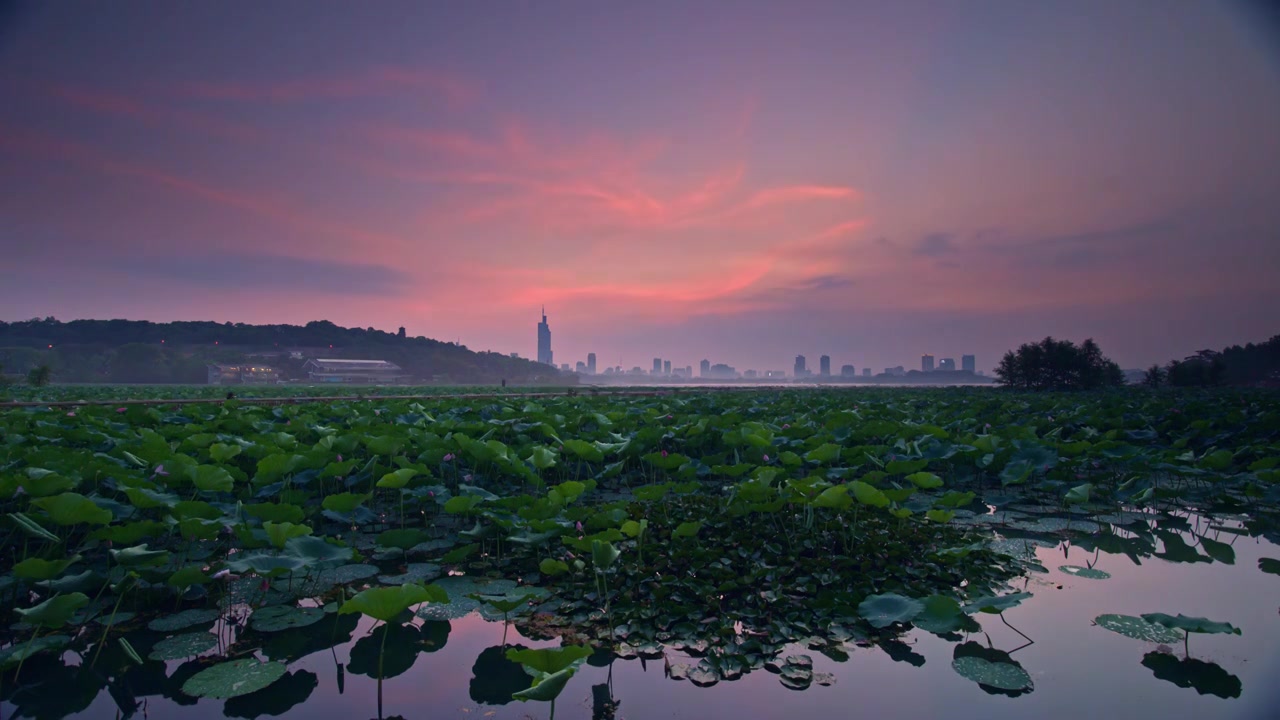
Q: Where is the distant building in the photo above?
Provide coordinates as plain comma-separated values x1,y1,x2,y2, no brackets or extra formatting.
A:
207,363,279,385
862,368,872,377
672,367,689,378
819,355,831,377
794,355,807,378
685,365,692,377
840,364,856,377
922,354,935,372
663,359,671,375
302,359,408,384
700,359,711,377
961,354,976,373
575,361,586,373
765,370,787,379
939,358,956,371
707,363,737,379
587,353,597,375
537,308,553,365
744,369,758,379
560,363,570,371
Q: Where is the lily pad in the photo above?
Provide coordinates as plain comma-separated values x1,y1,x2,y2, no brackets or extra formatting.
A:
857,592,924,628
378,563,443,586
1094,614,1185,643
250,605,326,632
0,634,71,669
415,577,518,620
952,656,1033,691
1140,613,1241,636
964,592,1031,614
181,658,288,699
314,563,379,586
148,632,218,661
148,608,221,632
1059,565,1111,579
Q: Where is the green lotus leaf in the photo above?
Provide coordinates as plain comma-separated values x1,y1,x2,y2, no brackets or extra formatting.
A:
321,492,371,513
251,605,326,632
858,592,924,628
850,481,889,508
193,465,234,493
15,592,90,628
952,656,1032,691
13,554,81,580
1141,613,1241,636
284,535,353,566
562,439,604,462
245,503,305,524
182,658,288,699
148,632,218,660
225,553,306,576
0,634,71,669
512,666,577,702
506,645,593,675
591,539,621,570
32,492,112,526
377,528,429,550
378,563,443,585
905,472,943,489
672,521,702,538
111,544,171,567
1093,614,1185,643
377,468,420,489
148,608,221,632
912,595,972,634
339,583,448,622
1060,565,1111,579
539,558,569,576
964,592,1032,614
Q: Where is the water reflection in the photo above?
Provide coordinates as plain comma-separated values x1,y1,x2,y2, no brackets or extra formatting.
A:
2,508,1278,720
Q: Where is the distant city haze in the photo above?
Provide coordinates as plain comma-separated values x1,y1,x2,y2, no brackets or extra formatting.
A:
1,1,1278,373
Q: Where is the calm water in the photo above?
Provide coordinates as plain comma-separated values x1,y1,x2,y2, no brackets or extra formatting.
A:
5,518,1277,720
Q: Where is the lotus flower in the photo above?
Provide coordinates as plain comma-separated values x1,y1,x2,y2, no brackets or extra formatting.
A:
116,407,127,413
782,424,790,429
153,464,169,477
575,521,584,533
661,450,668,458
66,411,76,417
443,453,455,462
762,454,770,462
212,569,239,582
336,454,343,462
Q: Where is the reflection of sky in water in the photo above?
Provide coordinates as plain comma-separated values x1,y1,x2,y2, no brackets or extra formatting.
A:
7,518,1278,720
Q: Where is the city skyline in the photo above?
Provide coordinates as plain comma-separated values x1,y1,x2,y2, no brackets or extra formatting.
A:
2,2,1278,371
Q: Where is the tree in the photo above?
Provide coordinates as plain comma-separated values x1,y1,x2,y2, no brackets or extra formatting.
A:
27,364,52,387
1143,364,1166,388
994,337,1124,391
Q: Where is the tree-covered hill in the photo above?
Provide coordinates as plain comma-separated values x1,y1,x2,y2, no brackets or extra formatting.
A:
0,318,562,385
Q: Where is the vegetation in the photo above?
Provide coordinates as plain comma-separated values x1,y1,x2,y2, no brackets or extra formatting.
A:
0,386,1274,716
994,337,1125,390
1159,335,1280,387
0,318,562,385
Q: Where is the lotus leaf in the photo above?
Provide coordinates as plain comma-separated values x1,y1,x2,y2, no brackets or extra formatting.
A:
16,592,90,628
148,632,218,660
1140,613,1241,636
1060,565,1111,579
857,592,924,628
148,608,221,632
182,658,288,699
251,605,326,632
964,592,1032,614
952,656,1033,691
339,583,448,622
1093,614,1185,643
32,492,112,525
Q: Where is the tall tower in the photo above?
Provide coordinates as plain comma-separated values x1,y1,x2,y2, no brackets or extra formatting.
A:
794,355,807,377
819,355,831,377
922,354,935,372
537,307,553,366
587,353,597,375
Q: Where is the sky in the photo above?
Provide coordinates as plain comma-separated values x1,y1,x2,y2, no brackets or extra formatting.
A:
1,0,1279,373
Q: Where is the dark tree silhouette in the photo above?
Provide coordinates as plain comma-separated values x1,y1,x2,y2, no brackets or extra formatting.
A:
994,337,1124,391
1142,364,1166,388
26,364,52,387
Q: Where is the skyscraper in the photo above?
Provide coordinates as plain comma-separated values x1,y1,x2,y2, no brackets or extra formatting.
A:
819,355,831,376
587,353,597,374
862,368,872,377
921,354,935,372
653,358,662,374
794,355,807,377
961,355,976,373
663,360,671,375
939,358,956,371
700,359,710,377
840,364,856,377
537,307,553,365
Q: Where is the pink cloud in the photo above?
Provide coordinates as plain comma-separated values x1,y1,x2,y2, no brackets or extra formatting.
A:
46,85,261,141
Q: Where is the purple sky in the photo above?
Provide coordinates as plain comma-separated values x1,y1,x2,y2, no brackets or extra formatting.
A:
1,0,1278,373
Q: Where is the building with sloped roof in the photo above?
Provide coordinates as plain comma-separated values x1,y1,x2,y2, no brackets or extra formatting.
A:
301,358,409,384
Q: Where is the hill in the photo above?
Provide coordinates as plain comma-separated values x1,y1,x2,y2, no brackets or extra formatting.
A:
0,318,563,385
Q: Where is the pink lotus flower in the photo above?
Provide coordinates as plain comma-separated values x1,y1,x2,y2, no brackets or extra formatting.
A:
153,465,169,477
782,424,790,429
260,579,270,592
427,491,435,498
464,474,473,482
575,521,583,532
661,450,668,458
66,411,76,417
762,454,770,462
442,453,455,462
212,569,239,582
336,454,343,462
116,408,127,413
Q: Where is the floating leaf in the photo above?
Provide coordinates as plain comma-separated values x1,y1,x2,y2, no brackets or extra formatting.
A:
148,608,221,632
1060,565,1111,580
964,592,1032,614
0,635,71,669
339,583,448,622
148,632,218,660
16,592,89,628
182,658,288,699
251,605,326,632
1093,614,1184,643
1140,613,1241,636
952,656,1032,691
13,555,81,580
857,592,924,628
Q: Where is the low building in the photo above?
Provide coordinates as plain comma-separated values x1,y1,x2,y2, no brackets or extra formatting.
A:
301,358,409,384
207,364,279,385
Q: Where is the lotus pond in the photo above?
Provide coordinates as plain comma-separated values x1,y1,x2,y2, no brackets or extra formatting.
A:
1,388,1278,719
